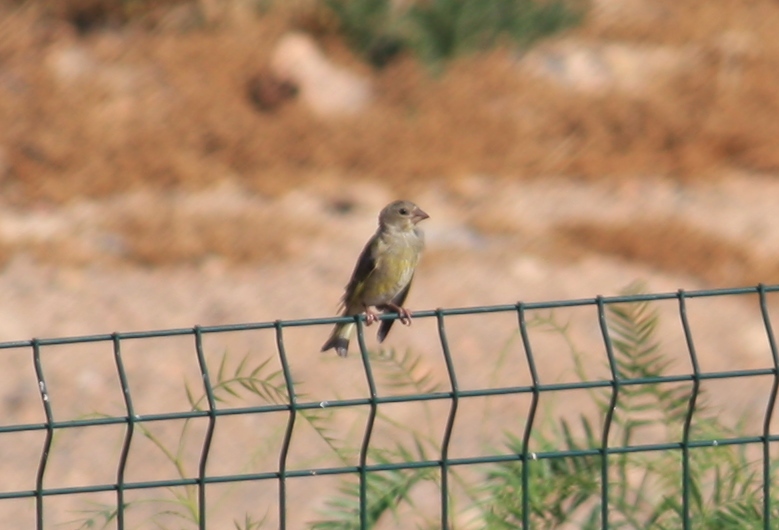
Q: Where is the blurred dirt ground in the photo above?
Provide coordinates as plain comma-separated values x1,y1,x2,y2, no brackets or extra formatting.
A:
0,0,778,276
1,0,779,203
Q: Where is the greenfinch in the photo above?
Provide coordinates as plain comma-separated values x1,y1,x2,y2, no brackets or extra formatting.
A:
321,200,429,357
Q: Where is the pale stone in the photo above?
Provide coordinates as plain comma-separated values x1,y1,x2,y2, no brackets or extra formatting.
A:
270,32,372,117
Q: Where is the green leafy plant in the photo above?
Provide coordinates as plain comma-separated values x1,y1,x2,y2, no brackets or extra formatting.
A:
408,0,581,65
324,0,583,68
323,0,407,67
305,282,777,529
477,283,776,529
308,347,454,529
71,351,304,529
309,439,437,529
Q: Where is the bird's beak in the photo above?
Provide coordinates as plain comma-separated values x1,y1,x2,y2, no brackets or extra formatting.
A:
412,207,430,223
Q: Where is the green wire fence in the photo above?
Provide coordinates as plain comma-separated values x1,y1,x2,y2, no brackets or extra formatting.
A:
1,284,779,529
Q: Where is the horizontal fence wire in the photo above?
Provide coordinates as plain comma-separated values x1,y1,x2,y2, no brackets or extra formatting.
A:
0,284,778,529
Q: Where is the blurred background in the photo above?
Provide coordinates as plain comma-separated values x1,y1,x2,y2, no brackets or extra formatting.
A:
1,0,779,335
2,0,779,527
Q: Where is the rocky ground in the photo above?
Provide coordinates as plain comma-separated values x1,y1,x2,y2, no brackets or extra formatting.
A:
1,0,779,528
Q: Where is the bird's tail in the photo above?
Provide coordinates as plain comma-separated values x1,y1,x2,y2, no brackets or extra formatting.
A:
320,322,355,357
376,316,394,343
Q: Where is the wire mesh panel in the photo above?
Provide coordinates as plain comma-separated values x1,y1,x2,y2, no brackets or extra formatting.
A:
1,285,778,529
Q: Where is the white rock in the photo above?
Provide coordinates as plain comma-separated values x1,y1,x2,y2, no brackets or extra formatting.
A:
270,32,372,117
46,45,98,84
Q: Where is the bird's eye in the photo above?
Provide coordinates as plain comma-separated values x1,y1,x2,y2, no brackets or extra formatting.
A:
399,207,409,215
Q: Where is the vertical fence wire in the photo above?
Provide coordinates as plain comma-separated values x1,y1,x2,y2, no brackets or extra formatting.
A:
32,339,53,530
356,318,378,530
596,297,620,530
518,303,541,530
276,320,298,530
112,333,135,530
436,309,459,530
759,284,778,530
678,290,702,530
193,327,217,530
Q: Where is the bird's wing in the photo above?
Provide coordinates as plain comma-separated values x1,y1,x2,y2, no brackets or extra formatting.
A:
340,234,380,312
376,273,414,343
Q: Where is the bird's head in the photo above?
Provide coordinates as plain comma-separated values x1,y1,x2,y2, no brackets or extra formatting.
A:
379,200,429,231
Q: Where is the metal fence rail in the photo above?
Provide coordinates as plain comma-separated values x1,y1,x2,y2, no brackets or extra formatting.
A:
1,284,779,529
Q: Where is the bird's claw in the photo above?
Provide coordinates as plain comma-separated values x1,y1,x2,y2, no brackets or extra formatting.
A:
394,306,413,326
364,309,379,326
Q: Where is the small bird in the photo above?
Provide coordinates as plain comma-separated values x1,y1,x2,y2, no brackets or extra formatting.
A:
321,200,429,357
